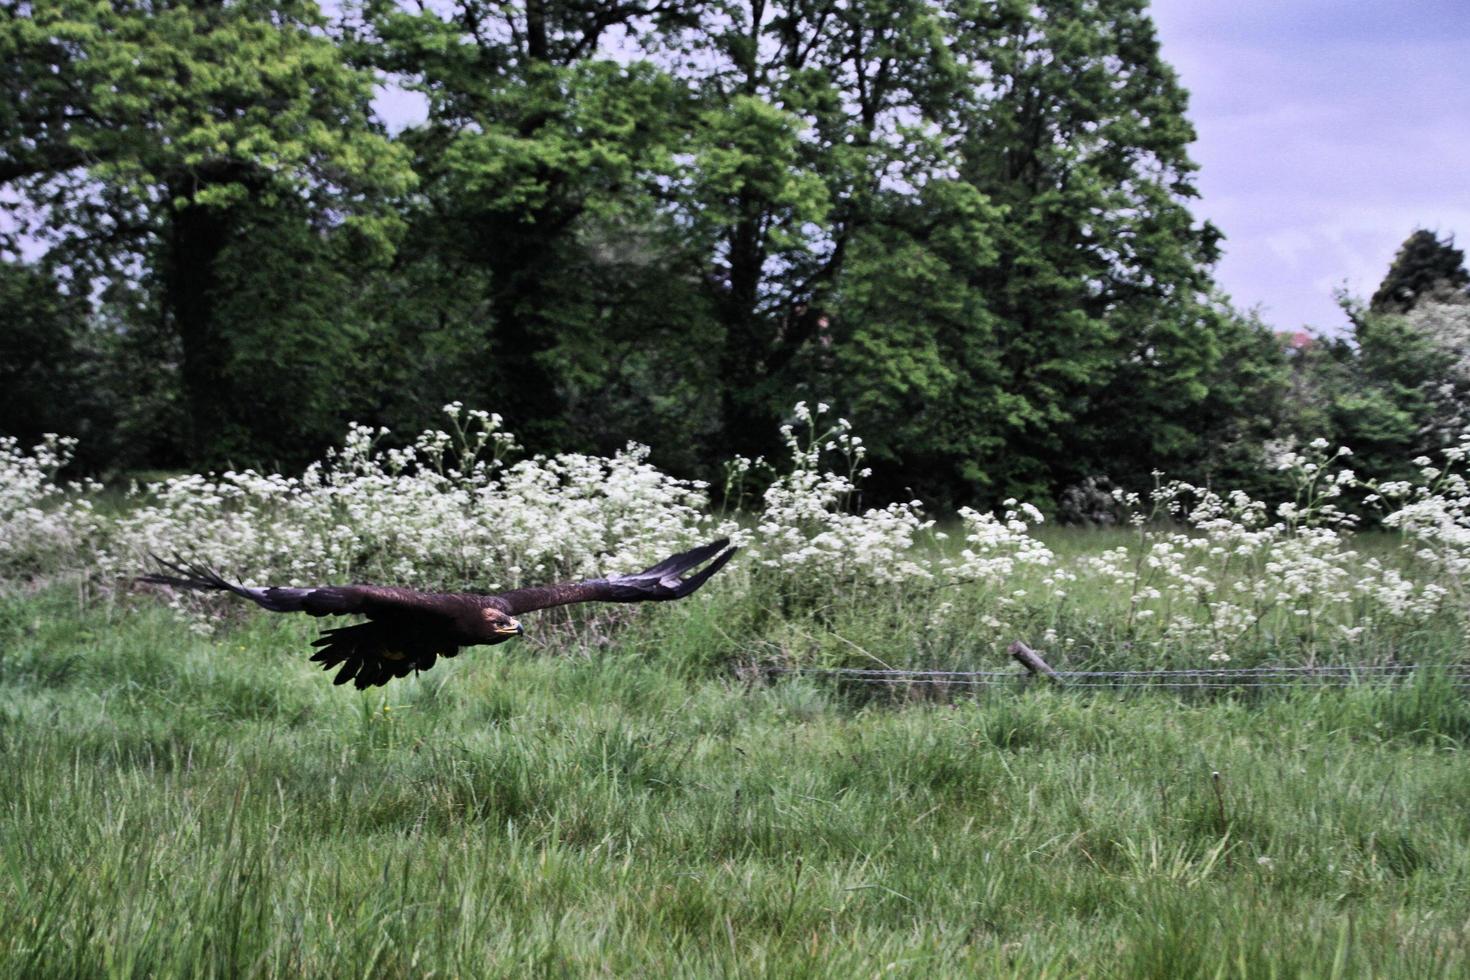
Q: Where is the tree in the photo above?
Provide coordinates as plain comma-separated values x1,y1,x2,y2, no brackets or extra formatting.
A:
0,259,188,473
829,181,1008,505
945,0,1226,500
1154,303,1294,497
1290,294,1459,487
663,0,970,461
2,0,412,463
362,0,718,450
1394,285,1470,448
1370,229,1470,314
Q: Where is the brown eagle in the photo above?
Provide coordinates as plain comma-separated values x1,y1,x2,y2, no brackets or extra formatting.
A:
140,539,736,689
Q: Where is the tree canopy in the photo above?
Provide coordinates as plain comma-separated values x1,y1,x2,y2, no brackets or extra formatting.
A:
4,0,413,463
1,0,1457,509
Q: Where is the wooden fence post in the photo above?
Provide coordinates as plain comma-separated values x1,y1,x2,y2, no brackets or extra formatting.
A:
1009,641,1063,685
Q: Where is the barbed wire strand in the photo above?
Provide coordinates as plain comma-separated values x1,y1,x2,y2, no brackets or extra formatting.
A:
762,663,1470,691
774,664,1456,678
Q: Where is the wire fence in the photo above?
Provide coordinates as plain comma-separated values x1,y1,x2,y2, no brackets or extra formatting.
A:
760,661,1470,694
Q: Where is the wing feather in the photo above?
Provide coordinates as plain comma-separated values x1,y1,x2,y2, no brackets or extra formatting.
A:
138,555,450,621
492,539,736,615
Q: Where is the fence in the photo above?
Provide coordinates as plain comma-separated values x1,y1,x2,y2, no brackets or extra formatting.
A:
757,642,1470,695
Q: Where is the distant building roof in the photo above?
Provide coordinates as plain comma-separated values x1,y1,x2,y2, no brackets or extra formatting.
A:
1276,330,1315,351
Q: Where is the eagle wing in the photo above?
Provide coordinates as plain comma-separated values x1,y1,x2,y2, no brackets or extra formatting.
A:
139,556,471,689
487,538,736,615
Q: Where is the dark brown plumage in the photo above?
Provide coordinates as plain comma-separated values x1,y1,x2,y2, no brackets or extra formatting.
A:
139,539,736,689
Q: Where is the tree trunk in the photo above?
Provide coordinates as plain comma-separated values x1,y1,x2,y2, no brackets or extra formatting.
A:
718,212,771,458
165,188,235,462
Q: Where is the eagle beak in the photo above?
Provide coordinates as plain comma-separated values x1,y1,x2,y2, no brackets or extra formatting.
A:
497,620,523,637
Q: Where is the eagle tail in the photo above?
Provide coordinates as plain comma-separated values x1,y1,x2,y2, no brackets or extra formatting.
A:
309,622,458,689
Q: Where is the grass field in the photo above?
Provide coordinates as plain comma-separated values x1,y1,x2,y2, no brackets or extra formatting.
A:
4,582,1470,978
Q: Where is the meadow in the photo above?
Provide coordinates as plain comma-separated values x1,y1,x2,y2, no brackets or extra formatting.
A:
4,406,1470,977
4,590,1470,978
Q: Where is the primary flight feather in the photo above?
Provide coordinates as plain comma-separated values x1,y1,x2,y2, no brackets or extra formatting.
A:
139,539,736,689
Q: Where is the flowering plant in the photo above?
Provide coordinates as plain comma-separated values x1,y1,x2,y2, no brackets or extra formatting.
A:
0,435,101,583
1,404,1466,666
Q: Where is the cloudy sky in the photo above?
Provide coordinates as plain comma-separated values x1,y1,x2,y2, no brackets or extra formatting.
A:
1148,0,1470,332
344,1,1468,337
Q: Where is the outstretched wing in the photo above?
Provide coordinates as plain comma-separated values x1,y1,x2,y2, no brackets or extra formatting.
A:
138,556,469,689
138,555,446,620
489,538,737,616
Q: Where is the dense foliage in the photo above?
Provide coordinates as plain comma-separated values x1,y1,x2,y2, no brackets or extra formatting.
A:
1371,229,1469,315
3,2,1468,510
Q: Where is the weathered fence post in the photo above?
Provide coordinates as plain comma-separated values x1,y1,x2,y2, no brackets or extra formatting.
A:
1009,641,1063,685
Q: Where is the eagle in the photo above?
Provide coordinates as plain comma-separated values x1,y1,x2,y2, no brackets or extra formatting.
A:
139,539,736,689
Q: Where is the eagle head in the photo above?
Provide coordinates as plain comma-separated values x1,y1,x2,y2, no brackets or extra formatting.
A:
483,607,524,639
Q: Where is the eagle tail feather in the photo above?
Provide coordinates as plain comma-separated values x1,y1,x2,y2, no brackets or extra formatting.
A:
310,621,456,689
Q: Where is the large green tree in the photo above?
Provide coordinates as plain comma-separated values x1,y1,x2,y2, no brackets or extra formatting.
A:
945,0,1227,500
656,0,975,460
2,0,412,463
828,181,1009,502
361,0,716,452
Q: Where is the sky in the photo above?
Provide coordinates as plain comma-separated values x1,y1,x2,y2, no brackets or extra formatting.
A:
1147,0,1470,332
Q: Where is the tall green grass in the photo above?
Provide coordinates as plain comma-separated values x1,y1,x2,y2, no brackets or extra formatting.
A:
3,585,1470,977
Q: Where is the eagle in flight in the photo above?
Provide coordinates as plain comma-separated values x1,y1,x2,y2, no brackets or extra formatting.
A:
140,539,736,689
